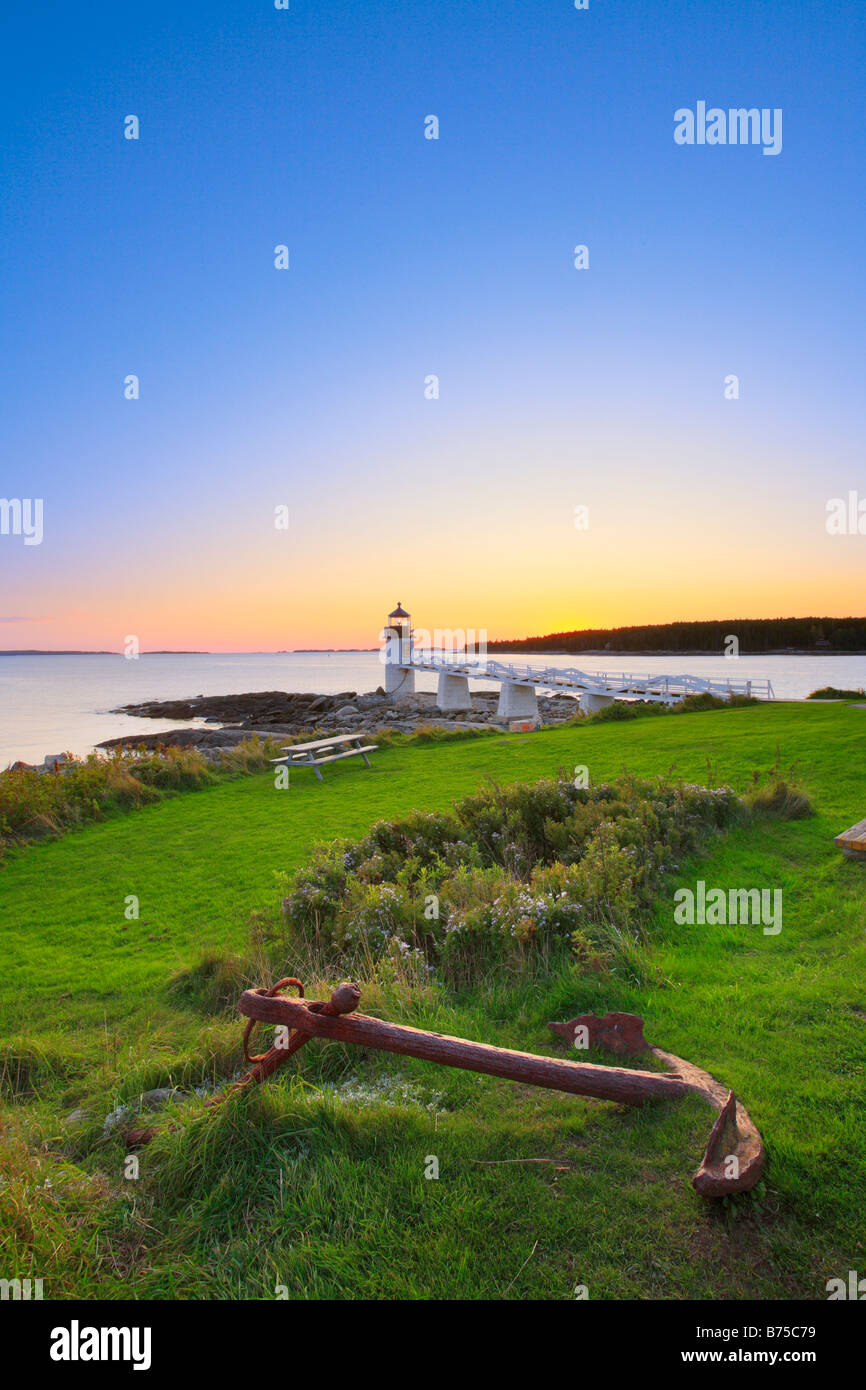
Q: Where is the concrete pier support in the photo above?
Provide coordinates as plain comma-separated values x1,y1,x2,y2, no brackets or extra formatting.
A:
437,672,472,711
496,681,539,720
385,664,415,696
578,690,616,716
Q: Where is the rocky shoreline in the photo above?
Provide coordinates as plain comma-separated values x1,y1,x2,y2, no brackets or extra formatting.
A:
100,687,581,754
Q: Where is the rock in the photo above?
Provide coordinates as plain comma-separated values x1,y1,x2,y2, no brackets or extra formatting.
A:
100,725,253,753
65,1107,88,1129
43,753,68,771
101,1088,189,1136
139,1088,183,1110
89,684,584,761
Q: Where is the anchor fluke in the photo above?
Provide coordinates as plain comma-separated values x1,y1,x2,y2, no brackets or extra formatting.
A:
548,1011,766,1197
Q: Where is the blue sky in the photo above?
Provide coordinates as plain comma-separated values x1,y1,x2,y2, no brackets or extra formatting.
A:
1,0,864,649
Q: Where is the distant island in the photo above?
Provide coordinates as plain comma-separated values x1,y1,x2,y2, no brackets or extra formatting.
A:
1,648,378,656
0,649,210,656
485,616,866,656
5,619,866,659
0,649,115,656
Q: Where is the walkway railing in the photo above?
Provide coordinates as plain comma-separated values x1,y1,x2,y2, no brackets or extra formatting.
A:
407,653,775,701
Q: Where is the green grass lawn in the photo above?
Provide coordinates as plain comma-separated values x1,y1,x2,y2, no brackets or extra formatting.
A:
2,702,864,1300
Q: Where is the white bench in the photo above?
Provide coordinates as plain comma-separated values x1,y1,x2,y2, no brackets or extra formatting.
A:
270,732,378,782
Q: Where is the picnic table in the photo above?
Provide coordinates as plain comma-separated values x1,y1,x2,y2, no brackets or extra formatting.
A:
270,732,378,781
834,816,866,861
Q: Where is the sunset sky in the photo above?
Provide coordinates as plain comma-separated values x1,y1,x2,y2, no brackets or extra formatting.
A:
2,1,864,652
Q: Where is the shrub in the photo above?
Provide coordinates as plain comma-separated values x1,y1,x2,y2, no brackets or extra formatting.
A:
676,691,758,712
582,692,760,724
0,756,165,851
278,772,746,983
744,779,815,821
0,736,285,859
585,699,667,723
807,687,865,701
410,723,498,745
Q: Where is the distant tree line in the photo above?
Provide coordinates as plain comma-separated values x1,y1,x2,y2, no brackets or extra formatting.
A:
485,617,866,654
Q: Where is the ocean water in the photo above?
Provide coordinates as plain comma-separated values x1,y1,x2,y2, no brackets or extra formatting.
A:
1,650,865,768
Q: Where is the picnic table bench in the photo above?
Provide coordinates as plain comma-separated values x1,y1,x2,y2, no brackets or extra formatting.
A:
834,817,866,861
270,732,378,781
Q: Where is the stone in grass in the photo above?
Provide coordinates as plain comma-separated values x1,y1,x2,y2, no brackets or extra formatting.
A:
102,1089,187,1136
138,1088,185,1111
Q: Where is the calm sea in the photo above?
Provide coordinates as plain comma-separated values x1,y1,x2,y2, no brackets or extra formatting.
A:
1,651,865,768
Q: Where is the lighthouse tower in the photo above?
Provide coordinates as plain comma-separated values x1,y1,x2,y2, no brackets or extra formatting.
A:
383,602,415,695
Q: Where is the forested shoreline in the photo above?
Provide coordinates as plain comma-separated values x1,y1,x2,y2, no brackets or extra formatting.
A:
487,616,866,655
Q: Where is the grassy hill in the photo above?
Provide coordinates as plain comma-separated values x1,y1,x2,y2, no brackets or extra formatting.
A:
1,702,864,1299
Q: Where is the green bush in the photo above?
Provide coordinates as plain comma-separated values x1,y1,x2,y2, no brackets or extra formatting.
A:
807,686,865,701
0,736,284,859
744,779,815,821
585,699,667,723
676,691,758,712
581,692,760,725
278,773,745,983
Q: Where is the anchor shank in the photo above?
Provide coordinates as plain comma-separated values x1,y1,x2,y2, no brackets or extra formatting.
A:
237,990,690,1106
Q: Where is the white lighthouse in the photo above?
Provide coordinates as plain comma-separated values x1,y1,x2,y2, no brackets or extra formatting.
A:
383,601,415,695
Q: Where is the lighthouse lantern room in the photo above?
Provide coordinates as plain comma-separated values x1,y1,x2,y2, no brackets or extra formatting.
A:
383,602,415,695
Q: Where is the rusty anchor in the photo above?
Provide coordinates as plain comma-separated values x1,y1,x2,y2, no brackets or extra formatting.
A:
233,980,766,1198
